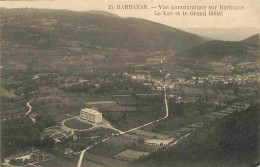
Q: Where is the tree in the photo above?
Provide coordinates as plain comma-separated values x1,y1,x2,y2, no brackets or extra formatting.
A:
37,121,46,132
154,114,158,125
168,97,177,116
131,92,138,99
137,138,145,144
35,114,56,132
9,158,24,166
122,112,127,121
131,142,137,147
42,136,55,148
175,102,184,116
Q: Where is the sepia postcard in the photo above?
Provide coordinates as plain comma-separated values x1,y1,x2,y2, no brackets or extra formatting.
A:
0,0,259,167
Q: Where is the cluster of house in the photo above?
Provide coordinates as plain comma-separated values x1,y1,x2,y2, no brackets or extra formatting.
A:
123,72,164,91
124,70,259,93
168,72,259,89
206,73,258,85
170,96,198,104
58,76,100,89
4,149,52,166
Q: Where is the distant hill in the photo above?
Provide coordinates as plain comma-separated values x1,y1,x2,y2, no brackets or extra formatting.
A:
85,10,120,18
179,41,255,62
181,27,260,41
167,33,259,67
1,8,205,52
242,33,259,47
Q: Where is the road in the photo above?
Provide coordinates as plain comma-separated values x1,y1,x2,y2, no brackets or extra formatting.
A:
26,98,36,123
36,96,61,100
76,86,169,167
25,98,34,115
170,132,191,146
160,56,167,64
60,117,76,136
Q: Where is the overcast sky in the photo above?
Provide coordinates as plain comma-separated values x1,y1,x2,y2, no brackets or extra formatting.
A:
1,0,260,29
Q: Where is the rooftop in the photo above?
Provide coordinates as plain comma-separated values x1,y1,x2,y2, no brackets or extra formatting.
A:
145,138,174,145
81,108,101,115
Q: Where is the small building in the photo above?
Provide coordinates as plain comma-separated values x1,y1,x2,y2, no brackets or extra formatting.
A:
177,78,186,84
145,139,174,146
220,107,236,114
65,148,73,154
5,153,32,164
198,79,204,84
73,134,77,141
123,72,129,76
80,108,102,123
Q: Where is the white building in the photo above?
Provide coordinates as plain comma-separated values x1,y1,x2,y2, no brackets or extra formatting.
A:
145,138,174,146
80,108,102,123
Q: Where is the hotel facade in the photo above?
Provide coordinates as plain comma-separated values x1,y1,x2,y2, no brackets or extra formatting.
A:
80,108,102,123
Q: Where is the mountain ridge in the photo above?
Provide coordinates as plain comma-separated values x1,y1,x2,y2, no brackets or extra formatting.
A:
1,8,206,52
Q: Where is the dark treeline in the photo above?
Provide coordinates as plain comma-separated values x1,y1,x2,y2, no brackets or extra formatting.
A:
61,83,96,93
62,78,152,94
1,117,55,161
168,97,184,116
138,104,259,167
35,114,56,132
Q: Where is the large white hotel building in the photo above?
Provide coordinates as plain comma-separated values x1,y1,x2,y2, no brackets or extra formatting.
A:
80,108,102,123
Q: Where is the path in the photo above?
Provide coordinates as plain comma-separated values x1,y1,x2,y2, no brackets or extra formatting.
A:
60,117,76,136
99,118,124,134
26,98,34,115
26,98,36,123
160,56,167,64
36,96,61,100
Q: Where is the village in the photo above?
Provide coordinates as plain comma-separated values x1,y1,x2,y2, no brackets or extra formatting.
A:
1,62,257,166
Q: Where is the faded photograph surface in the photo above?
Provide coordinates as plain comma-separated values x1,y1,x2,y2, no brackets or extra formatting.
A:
0,0,259,167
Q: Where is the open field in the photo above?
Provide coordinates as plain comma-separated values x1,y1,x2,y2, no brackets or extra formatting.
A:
83,152,135,167
103,107,164,131
1,98,27,120
142,115,201,135
35,154,80,167
100,95,165,131
64,118,93,130
56,128,116,153
85,101,137,112
112,96,140,106
130,129,169,140
0,88,19,99
89,135,137,157
114,149,149,161
88,131,160,158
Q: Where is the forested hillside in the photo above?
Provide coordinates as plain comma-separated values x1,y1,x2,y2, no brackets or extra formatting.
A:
139,105,259,167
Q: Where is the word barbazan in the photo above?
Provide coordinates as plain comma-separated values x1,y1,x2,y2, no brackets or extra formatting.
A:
219,5,245,10
116,5,148,9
